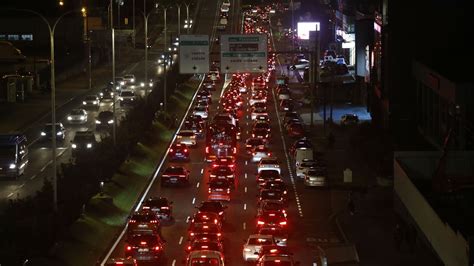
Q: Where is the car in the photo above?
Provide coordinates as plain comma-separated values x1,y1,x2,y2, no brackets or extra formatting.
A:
296,159,326,178
209,165,235,187
287,122,305,138
82,95,99,107
294,146,314,167
202,80,216,91
119,90,137,106
341,114,359,126
277,87,291,100
251,107,268,120
252,128,271,141
291,59,309,70
114,76,126,87
124,233,164,262
245,137,266,154
197,98,210,109
142,197,173,220
256,211,288,229
185,250,225,266
127,210,160,235
187,114,205,129
185,238,224,253
257,158,280,174
284,118,302,129
222,0,230,6
193,106,209,119
258,189,286,206
257,200,287,217
250,95,267,106
257,227,289,246
256,253,300,266
220,4,229,12
161,166,190,186
283,111,301,124
190,212,222,227
251,145,272,163
290,137,313,156
95,111,114,129
40,123,66,141
177,130,197,146
251,102,268,111
256,170,282,186
66,108,88,124
195,201,227,221
168,143,190,161
71,131,97,156
208,178,232,202
254,114,270,123
99,87,115,102
279,99,294,112
188,222,222,241
260,181,288,199
105,257,138,266
304,169,327,187
123,74,136,84
211,156,236,170
243,234,276,261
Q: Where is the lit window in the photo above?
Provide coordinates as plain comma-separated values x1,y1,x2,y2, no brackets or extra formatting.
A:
7,34,19,41
20,34,33,41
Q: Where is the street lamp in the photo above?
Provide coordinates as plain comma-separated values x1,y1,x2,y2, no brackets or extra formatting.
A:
176,3,181,36
185,2,191,34
9,8,82,211
141,0,157,97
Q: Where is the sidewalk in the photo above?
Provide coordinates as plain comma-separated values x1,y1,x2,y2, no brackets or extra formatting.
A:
0,45,144,134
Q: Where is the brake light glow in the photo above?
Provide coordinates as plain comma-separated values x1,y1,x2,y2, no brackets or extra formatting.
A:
206,146,210,153
279,221,287,225
161,206,169,209
154,246,161,251
129,219,136,223
258,220,265,225
140,241,147,245
150,220,158,223
142,206,150,209
184,149,188,152
169,148,174,152
126,245,132,251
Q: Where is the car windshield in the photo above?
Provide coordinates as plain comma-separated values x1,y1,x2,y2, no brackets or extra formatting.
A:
200,202,223,212
165,167,185,174
190,258,220,265
193,242,220,250
247,139,263,145
259,170,279,177
0,145,16,158
263,261,292,266
44,124,62,131
85,96,96,100
261,190,282,199
261,159,277,164
128,234,159,246
213,167,231,174
210,180,230,188
195,106,207,112
99,112,113,119
70,109,84,115
259,228,284,236
248,237,273,245
179,131,195,137
121,91,134,97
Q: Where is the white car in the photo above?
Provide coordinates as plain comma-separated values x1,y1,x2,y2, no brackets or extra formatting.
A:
119,90,137,106
304,169,327,187
258,158,281,174
66,109,88,124
220,5,229,12
296,159,318,178
249,95,267,106
177,130,197,146
193,106,209,119
256,254,299,266
251,145,272,163
243,234,276,261
83,95,100,107
251,108,268,120
123,74,136,84
258,227,288,246
291,59,309,70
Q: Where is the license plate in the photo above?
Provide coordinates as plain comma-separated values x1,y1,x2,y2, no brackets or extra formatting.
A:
138,224,148,228
176,153,182,156
216,189,223,191
218,176,226,179
170,178,177,182
138,248,149,252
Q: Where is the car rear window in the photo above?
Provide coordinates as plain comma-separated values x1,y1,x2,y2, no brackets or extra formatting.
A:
248,237,273,245
191,258,220,265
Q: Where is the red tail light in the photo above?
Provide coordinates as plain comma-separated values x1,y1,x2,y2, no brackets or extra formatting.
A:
279,221,287,225
252,134,256,137
217,233,222,237
227,188,230,194
150,220,158,224
184,149,188,152
140,241,147,245
190,232,195,236
187,245,192,250
212,164,218,167
229,164,235,168
257,220,265,225
142,206,150,210
268,152,271,156
154,246,161,251
233,147,237,154
129,219,136,223
206,146,210,153
126,245,132,251
169,148,174,152
161,206,169,209
208,188,211,193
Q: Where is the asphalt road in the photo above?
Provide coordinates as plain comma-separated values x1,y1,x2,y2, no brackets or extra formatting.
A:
0,16,180,209
104,1,343,265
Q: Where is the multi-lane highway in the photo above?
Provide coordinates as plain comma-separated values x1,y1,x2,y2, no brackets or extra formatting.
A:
101,1,343,265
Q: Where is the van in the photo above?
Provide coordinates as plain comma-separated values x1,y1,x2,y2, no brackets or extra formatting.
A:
0,134,28,177
294,147,313,168
186,250,225,266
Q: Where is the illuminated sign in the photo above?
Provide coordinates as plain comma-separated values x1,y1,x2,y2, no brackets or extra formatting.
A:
297,22,320,40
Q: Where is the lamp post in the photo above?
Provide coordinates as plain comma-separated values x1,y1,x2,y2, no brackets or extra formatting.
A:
132,0,136,47
176,3,181,36
163,6,168,111
185,2,191,34
109,0,117,146
10,8,82,211
291,0,295,50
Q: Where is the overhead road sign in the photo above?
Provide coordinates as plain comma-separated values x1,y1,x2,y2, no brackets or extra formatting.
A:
220,34,268,73
179,35,210,74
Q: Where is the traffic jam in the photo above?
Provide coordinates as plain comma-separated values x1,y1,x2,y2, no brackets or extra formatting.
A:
106,3,323,266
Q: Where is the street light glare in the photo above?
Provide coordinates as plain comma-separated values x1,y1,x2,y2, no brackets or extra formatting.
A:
59,1,64,6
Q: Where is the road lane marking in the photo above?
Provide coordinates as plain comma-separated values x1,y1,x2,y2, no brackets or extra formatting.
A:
186,216,191,223
30,174,37,180
18,183,25,189
245,161,248,165
40,164,48,172
201,168,204,174
196,182,200,188
245,173,247,179
179,236,183,245
243,203,247,210
245,186,247,193
7,192,14,198
272,83,304,218
192,197,196,205
172,259,176,266
243,222,246,230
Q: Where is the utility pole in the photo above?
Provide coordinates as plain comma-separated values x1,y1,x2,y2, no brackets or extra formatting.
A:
132,0,135,47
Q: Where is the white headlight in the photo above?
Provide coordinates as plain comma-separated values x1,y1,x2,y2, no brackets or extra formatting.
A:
92,101,97,104
80,116,86,120
131,78,135,83
57,131,63,135
72,144,77,149
9,164,16,169
41,132,46,136
149,82,153,87
140,82,145,87
87,143,92,148
95,120,101,124
83,101,87,105
67,116,72,120
120,81,125,85
108,120,114,124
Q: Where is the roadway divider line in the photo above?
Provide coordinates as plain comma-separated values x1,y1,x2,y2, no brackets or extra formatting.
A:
172,259,176,266
271,81,304,218
244,173,248,179
243,203,247,210
192,197,196,205
100,72,206,266
243,222,246,230
200,168,204,174
196,182,200,188
179,236,184,245
244,186,247,193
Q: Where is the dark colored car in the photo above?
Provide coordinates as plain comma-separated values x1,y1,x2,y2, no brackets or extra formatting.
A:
125,233,164,262
127,210,160,236
287,122,304,138
40,123,66,142
71,131,97,157
95,111,114,130
256,170,282,186
168,143,190,161
208,178,232,202
196,201,227,221
142,197,173,220
161,166,190,186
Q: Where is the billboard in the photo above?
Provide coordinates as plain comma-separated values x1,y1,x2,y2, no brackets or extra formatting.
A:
220,34,268,73
297,22,320,40
179,35,210,74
